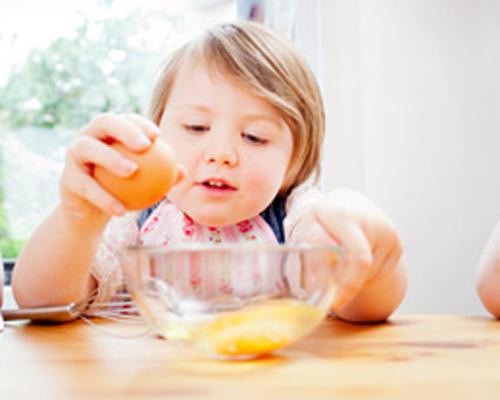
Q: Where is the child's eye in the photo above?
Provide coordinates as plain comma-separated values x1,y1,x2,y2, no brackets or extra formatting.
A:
242,132,268,145
183,124,210,133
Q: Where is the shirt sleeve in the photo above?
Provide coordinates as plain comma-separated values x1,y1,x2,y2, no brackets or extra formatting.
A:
284,181,323,242
84,211,140,316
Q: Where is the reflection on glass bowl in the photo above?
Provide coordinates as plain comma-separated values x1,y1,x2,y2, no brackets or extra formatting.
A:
121,244,343,360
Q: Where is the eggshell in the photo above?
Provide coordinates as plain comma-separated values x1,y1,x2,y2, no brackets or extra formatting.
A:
94,137,178,210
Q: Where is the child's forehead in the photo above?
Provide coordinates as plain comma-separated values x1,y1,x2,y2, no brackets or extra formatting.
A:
175,58,239,88
170,61,278,114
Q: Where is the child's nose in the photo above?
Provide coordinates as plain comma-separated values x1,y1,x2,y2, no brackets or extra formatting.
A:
204,141,238,167
205,150,238,166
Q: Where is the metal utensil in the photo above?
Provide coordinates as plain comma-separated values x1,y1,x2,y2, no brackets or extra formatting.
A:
1,303,84,323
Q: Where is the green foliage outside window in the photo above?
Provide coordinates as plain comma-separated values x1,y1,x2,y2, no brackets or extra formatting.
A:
0,9,179,258
0,12,170,131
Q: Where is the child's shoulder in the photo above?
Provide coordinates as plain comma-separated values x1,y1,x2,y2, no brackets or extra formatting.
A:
286,182,323,213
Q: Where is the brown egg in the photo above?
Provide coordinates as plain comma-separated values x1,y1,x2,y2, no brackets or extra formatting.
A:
94,137,178,211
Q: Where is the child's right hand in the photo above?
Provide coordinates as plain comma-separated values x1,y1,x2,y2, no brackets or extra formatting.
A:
60,113,160,228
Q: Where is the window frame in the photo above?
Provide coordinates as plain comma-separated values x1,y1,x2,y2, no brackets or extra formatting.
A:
3,259,15,286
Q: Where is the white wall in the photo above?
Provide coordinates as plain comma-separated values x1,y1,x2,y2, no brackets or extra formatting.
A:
315,0,500,314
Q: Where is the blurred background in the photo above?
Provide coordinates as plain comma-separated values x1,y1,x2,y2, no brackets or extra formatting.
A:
0,0,499,315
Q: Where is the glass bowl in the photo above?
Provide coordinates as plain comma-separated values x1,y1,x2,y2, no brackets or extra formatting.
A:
120,244,343,359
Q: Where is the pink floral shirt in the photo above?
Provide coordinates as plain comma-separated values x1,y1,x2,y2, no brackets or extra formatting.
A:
138,200,277,247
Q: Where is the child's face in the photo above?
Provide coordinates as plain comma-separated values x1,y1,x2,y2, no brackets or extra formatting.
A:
159,63,293,227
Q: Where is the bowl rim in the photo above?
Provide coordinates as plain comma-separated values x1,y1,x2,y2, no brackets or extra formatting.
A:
123,243,343,256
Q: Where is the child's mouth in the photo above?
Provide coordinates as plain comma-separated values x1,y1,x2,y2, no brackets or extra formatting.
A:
199,179,237,193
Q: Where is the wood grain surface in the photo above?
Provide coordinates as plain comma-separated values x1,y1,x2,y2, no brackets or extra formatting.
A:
1,314,500,399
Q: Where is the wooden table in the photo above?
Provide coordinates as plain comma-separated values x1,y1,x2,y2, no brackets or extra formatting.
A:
1,315,500,399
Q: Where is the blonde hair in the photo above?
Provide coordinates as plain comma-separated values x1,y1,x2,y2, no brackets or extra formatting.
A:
149,21,324,194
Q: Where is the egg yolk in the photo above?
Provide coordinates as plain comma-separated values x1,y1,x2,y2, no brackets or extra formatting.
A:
198,301,323,357
158,300,324,358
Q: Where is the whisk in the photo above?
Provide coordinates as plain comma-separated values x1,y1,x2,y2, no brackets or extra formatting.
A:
79,290,153,338
2,290,152,338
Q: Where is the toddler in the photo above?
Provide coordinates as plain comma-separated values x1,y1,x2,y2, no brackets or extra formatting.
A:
12,21,406,322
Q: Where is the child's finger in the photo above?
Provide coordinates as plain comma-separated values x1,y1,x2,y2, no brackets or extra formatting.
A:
289,208,373,311
63,159,126,215
121,113,160,141
69,136,138,178
375,244,403,280
80,113,151,151
369,222,403,279
290,220,343,295
315,217,373,311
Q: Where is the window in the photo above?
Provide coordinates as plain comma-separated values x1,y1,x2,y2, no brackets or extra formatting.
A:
0,0,235,265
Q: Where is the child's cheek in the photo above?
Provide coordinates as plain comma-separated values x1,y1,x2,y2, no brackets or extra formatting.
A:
244,166,283,201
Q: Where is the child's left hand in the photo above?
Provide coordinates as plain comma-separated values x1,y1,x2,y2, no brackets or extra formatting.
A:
290,188,404,320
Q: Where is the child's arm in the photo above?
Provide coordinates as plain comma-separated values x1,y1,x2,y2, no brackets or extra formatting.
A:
476,219,500,317
12,206,107,307
287,188,406,322
12,114,158,308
